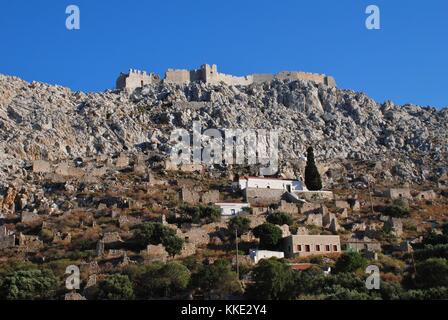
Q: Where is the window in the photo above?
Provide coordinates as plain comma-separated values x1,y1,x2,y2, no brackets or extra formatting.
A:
230,209,236,215
316,245,321,252
333,245,338,251
297,245,302,251
305,245,310,252
326,245,330,251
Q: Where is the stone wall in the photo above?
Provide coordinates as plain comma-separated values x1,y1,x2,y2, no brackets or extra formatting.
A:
129,64,337,89
244,188,285,206
384,188,412,200
116,69,160,91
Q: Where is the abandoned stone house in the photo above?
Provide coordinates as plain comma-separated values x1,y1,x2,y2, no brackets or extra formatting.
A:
0,225,15,249
341,238,382,253
415,190,437,200
117,64,337,90
384,217,403,237
284,234,341,258
180,188,220,205
18,233,43,252
384,188,412,200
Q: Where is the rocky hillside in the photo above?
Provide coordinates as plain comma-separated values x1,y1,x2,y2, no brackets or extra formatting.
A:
0,74,447,185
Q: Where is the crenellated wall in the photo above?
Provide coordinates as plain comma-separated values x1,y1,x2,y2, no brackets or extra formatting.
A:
117,64,336,90
116,69,160,91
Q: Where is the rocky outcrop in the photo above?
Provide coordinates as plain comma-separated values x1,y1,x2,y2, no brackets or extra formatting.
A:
0,74,447,187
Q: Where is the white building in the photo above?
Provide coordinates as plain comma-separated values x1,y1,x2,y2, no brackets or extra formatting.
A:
215,202,250,216
249,249,285,264
238,176,306,192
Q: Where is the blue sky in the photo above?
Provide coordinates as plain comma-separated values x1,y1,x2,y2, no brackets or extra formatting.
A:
0,0,447,108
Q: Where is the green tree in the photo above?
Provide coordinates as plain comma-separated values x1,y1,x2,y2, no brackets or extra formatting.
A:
227,216,251,238
266,212,293,226
98,274,134,300
162,234,184,257
414,258,448,289
253,223,283,250
191,259,242,299
334,252,368,274
132,222,184,256
249,258,297,300
136,262,190,298
0,269,58,300
180,204,221,224
304,147,322,191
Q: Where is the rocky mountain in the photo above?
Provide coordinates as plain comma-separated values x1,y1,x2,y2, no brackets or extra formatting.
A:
0,74,447,186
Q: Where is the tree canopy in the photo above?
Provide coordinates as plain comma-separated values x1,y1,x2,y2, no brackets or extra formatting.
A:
253,223,283,250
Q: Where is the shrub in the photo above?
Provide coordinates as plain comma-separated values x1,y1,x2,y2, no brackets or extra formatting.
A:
98,274,134,300
0,268,58,300
253,223,283,250
266,212,293,226
132,222,184,256
414,258,448,289
191,259,242,299
248,258,297,300
334,252,368,274
180,204,221,224
227,216,251,238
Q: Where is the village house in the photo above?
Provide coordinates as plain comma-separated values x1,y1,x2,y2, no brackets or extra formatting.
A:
249,249,285,264
341,237,382,253
239,176,306,206
215,202,250,216
238,176,305,192
284,234,341,258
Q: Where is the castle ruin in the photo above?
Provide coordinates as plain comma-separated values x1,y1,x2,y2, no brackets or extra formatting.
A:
116,69,160,91
116,64,336,90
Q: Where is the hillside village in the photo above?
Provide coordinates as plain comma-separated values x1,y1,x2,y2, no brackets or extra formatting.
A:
0,67,447,300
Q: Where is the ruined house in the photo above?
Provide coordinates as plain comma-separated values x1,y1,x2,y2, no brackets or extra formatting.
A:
341,238,382,253
384,217,403,237
0,225,16,249
384,188,412,200
18,233,43,252
415,190,437,200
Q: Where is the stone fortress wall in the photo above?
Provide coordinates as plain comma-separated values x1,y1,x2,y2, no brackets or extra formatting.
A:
116,69,160,91
117,64,336,90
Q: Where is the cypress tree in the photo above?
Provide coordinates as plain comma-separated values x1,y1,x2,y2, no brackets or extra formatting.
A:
304,147,322,190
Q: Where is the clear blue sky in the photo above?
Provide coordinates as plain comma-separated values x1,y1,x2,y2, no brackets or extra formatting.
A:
0,0,447,108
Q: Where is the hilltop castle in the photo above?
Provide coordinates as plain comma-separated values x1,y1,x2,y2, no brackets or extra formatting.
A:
116,64,336,91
